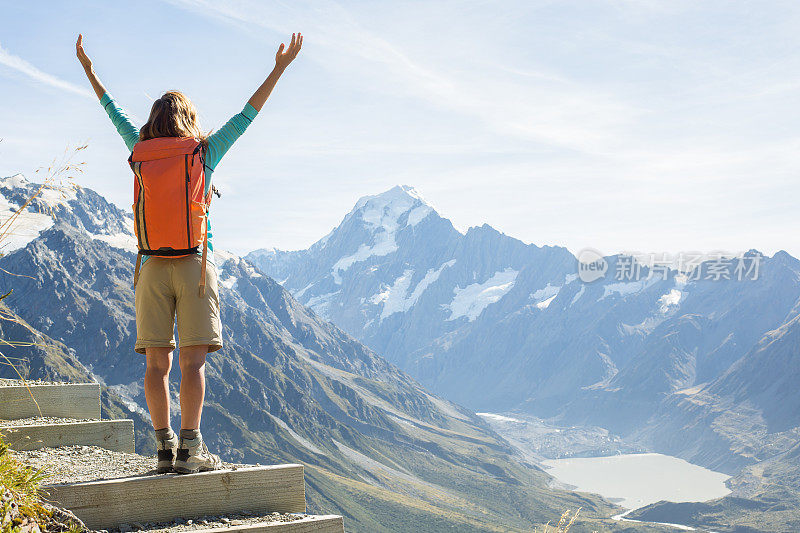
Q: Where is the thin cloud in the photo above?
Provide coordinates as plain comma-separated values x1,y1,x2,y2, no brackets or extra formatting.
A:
0,42,94,100
165,0,638,156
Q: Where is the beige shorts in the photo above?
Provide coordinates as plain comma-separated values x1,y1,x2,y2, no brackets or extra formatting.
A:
134,254,222,354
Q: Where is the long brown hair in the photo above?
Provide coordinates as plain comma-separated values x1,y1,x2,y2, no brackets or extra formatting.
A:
139,91,209,147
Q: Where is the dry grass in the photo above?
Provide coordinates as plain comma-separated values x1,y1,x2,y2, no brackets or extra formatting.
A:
0,436,84,532
0,437,49,523
535,508,583,533
0,144,84,242
0,145,86,532
0,144,86,412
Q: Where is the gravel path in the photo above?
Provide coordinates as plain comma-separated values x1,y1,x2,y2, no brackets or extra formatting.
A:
107,512,306,532
0,416,99,427
15,445,247,484
0,378,73,386
14,446,310,532
16,446,159,483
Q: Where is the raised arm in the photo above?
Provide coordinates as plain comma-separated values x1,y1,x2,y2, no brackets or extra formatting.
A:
203,32,303,173
77,34,140,151
247,32,303,112
76,34,106,101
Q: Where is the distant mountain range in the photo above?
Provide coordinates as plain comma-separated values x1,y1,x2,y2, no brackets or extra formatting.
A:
0,175,639,533
247,184,800,532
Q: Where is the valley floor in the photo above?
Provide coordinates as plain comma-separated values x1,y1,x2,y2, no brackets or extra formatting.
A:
478,412,800,533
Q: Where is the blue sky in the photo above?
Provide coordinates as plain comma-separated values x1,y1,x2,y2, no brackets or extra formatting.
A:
1,0,799,257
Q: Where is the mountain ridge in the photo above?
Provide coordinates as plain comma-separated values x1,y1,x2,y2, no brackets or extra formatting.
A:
247,186,799,437
246,183,800,531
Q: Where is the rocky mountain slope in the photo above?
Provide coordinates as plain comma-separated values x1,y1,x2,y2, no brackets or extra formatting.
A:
247,185,576,377
248,184,800,531
248,187,800,443
0,175,652,533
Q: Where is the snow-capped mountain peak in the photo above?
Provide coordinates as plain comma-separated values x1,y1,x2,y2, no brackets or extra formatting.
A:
348,184,435,230
300,185,443,285
0,173,29,189
353,184,429,209
248,183,578,343
0,174,57,253
0,175,135,254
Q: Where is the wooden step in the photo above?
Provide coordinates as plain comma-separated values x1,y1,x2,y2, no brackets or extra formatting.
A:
194,515,344,532
0,383,100,420
0,419,134,452
44,465,307,530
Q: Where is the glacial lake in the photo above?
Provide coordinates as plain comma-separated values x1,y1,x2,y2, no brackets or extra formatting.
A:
541,453,732,510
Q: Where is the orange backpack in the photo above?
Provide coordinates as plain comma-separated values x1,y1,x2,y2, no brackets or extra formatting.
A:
128,137,211,295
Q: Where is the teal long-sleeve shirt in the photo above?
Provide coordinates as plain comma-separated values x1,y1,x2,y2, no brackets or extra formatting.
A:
100,92,259,265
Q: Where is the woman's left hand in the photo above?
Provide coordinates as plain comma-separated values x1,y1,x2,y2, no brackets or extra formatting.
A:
275,32,303,70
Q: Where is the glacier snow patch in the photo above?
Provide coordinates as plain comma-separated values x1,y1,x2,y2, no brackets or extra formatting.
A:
446,268,519,321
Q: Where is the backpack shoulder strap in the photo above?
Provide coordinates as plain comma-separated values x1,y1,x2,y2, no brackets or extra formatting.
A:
190,141,210,297
133,253,143,289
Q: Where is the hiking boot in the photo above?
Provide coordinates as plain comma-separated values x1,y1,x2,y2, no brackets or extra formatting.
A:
174,435,222,474
155,430,178,474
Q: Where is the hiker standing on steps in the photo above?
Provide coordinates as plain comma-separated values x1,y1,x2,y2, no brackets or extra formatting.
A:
76,32,303,474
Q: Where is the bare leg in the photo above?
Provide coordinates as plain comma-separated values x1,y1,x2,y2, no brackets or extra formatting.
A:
144,347,173,430
178,345,209,430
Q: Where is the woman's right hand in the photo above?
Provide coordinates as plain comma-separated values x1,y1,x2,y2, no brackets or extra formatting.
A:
275,32,303,71
76,34,92,71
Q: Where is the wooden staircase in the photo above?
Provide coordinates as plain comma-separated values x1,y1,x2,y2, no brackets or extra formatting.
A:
0,381,345,532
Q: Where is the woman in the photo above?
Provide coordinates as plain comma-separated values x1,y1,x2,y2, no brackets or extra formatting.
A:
76,32,302,473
